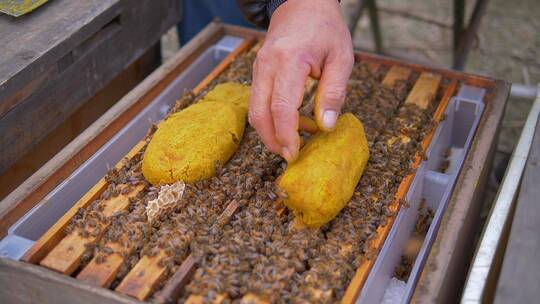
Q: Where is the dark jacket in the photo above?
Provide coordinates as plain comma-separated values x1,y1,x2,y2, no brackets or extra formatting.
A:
236,0,286,28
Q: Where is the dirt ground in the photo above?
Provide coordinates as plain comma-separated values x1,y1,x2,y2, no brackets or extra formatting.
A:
161,0,539,218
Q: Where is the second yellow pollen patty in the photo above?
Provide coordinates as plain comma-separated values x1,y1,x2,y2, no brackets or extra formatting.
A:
278,113,370,227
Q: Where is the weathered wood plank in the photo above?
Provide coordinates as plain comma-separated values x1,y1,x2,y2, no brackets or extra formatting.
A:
0,257,139,304
366,62,380,73
0,0,120,104
341,77,452,304
76,242,126,288
185,294,227,304
381,66,411,87
355,52,495,89
39,184,145,274
153,254,198,304
115,251,169,300
0,44,160,201
405,72,442,109
240,293,268,304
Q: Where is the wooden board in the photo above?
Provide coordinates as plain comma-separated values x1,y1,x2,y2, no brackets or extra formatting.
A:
185,294,227,304
77,242,129,288
381,66,411,87
0,0,120,110
0,258,138,304
404,72,442,109
240,294,268,303
0,44,160,201
366,62,380,73
115,251,169,300
153,254,198,304
356,52,496,89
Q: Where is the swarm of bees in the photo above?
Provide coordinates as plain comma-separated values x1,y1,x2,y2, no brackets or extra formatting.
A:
181,64,439,303
60,51,439,303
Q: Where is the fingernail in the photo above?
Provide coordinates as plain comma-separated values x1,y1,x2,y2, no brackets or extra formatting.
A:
282,146,296,162
322,110,338,130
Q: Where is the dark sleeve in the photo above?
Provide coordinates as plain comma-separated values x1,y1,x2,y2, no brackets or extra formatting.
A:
236,0,287,28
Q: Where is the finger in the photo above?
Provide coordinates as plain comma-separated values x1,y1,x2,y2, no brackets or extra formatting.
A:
315,51,354,131
271,60,310,162
248,57,281,154
298,116,319,134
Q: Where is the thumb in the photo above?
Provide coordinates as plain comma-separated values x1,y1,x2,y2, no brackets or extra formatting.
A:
314,53,353,131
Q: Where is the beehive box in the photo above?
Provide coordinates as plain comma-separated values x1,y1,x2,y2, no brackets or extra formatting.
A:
0,23,509,304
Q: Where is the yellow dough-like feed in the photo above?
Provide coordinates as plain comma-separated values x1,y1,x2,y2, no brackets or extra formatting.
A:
278,113,370,227
142,82,250,185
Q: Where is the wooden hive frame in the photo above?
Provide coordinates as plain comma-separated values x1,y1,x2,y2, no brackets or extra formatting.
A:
0,22,509,304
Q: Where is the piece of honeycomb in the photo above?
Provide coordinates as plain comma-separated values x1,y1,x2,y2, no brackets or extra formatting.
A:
146,181,185,222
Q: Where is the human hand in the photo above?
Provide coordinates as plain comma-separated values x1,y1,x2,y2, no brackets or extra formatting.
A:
248,0,354,162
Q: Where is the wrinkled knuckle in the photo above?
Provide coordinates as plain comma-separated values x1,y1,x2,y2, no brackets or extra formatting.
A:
255,48,273,66
322,88,346,105
291,53,312,70
271,40,301,60
270,96,292,116
248,108,265,127
270,45,289,62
